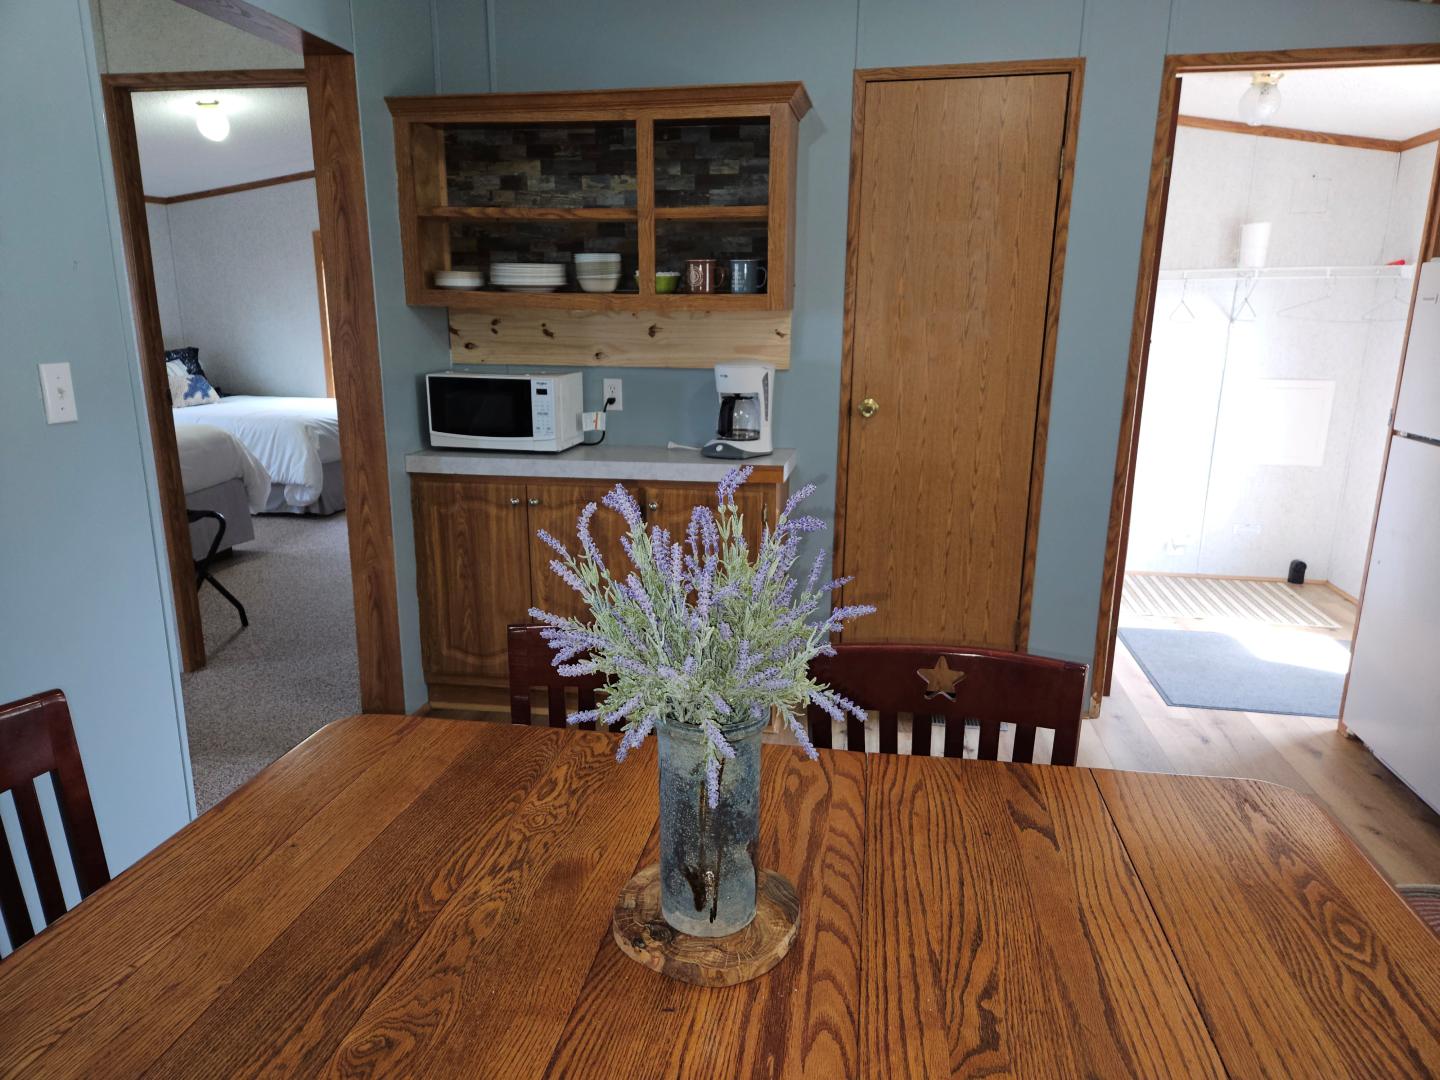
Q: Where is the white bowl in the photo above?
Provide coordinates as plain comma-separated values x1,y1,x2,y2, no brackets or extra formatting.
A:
578,276,621,293
574,253,621,263
434,270,484,289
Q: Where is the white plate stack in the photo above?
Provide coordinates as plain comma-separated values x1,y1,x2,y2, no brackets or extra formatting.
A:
490,262,567,292
574,252,622,293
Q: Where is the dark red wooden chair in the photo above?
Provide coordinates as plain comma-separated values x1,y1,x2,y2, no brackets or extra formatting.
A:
507,624,607,731
1,690,110,954
806,644,1088,765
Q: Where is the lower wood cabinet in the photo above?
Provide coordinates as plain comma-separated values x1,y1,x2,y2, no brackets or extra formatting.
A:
412,471,785,710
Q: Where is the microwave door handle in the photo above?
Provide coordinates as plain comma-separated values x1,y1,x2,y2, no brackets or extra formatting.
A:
718,396,736,438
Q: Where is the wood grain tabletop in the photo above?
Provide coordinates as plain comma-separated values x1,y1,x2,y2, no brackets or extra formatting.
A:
2,714,1439,1077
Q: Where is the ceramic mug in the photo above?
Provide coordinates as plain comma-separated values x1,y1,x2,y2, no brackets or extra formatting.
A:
729,258,767,294
685,258,727,294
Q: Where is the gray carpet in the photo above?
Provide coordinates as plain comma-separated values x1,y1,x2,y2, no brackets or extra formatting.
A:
1119,627,1349,718
181,513,359,812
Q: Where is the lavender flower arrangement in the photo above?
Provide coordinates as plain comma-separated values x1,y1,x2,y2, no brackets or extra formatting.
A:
530,466,874,807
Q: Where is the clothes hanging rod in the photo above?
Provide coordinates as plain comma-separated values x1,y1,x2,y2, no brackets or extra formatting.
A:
1158,264,1415,282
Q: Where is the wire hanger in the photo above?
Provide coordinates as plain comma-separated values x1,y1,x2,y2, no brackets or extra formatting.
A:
1362,275,1410,323
1277,272,1337,320
1169,277,1197,322
1230,278,1260,322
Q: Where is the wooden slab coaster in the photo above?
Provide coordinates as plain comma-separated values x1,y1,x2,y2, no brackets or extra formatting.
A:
612,864,799,986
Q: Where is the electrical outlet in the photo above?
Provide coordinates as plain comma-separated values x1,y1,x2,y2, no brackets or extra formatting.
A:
602,378,623,412
38,363,78,424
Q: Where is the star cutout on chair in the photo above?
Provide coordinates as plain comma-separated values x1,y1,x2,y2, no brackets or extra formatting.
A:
917,656,966,701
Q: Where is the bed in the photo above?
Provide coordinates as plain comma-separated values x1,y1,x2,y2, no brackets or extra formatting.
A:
172,396,344,515
177,424,271,558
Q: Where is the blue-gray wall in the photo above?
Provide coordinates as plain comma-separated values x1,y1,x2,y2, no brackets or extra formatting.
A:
426,0,1440,679
1,0,193,898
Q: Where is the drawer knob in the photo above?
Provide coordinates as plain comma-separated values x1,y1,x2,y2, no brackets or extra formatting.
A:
646,501,660,512
527,497,541,507
858,396,879,419
509,496,521,507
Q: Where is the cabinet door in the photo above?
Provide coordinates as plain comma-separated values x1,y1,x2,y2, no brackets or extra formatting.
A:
526,482,632,622
412,476,530,680
640,482,774,554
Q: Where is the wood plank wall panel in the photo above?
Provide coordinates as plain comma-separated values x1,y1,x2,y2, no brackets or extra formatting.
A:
304,52,406,712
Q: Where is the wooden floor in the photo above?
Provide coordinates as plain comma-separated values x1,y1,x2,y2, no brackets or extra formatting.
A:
1096,580,1440,885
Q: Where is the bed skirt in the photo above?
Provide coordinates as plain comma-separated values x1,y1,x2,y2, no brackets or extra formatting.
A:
262,459,346,516
186,478,256,558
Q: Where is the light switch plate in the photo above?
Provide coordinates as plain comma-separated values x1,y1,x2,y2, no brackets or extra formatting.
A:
602,378,623,412
38,363,78,424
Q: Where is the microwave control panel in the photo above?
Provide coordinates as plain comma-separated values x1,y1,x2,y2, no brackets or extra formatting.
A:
532,381,554,439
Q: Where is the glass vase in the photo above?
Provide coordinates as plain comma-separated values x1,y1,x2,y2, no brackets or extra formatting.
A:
656,712,767,937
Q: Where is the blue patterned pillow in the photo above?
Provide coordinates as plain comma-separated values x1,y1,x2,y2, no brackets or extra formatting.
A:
166,361,220,407
164,347,223,396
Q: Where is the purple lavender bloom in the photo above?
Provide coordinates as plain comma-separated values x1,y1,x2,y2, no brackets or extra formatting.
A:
708,691,731,716
625,573,657,624
785,712,819,761
719,622,733,641
549,559,586,594
682,655,697,676
781,482,817,517
701,718,736,759
824,603,878,632
527,607,568,628
566,708,600,727
557,660,599,677
716,465,754,506
576,502,605,571
805,550,828,593
616,711,657,762
602,483,644,531
605,693,645,728
536,529,569,557
736,639,758,675
619,534,634,563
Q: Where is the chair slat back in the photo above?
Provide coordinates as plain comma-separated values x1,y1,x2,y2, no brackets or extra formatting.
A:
507,625,607,731
0,690,109,953
806,645,1087,765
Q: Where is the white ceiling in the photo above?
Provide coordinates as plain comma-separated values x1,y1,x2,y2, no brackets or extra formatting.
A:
134,87,313,198
1180,65,1440,142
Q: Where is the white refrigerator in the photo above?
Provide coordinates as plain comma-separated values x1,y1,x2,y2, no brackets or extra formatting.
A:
1344,259,1440,813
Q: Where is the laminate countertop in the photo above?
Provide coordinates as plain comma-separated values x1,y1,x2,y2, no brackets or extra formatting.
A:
405,445,797,483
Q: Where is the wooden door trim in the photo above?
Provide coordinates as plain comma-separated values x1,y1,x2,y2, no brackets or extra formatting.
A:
832,58,1085,652
102,50,404,708
1090,42,1440,717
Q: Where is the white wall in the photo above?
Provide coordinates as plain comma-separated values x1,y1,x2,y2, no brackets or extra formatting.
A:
1130,128,1435,590
146,201,185,347
147,178,328,397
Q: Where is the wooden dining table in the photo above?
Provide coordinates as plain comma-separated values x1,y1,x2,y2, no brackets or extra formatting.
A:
3,713,1439,1077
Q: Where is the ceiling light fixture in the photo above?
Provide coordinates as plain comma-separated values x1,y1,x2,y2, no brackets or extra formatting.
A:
194,100,230,142
1238,72,1284,127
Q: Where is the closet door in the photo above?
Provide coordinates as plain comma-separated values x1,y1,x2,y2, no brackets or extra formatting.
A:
838,69,1074,648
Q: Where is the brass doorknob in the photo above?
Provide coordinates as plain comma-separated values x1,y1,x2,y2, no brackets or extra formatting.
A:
858,397,879,419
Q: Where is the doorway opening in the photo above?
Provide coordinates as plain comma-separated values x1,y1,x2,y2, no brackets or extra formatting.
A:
1116,63,1439,722
99,2,404,811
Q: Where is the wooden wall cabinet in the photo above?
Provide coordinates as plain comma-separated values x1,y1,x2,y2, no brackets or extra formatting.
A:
387,83,810,368
412,472,785,710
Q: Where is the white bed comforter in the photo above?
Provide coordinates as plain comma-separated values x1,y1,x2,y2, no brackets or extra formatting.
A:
175,423,272,512
172,396,340,508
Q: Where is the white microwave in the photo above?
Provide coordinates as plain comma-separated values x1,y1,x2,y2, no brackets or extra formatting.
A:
426,371,584,452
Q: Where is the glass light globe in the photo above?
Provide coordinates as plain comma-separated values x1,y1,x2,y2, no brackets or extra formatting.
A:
1239,80,1282,127
195,102,230,142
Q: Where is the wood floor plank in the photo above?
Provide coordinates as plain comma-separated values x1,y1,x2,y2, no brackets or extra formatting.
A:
0,713,429,1078
139,724,569,1078
24,718,484,1077
1245,711,1440,885
1097,770,1440,1077
323,731,656,1077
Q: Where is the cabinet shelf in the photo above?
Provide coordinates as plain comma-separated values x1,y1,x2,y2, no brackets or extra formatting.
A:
420,206,638,222
654,205,769,221
419,287,775,312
